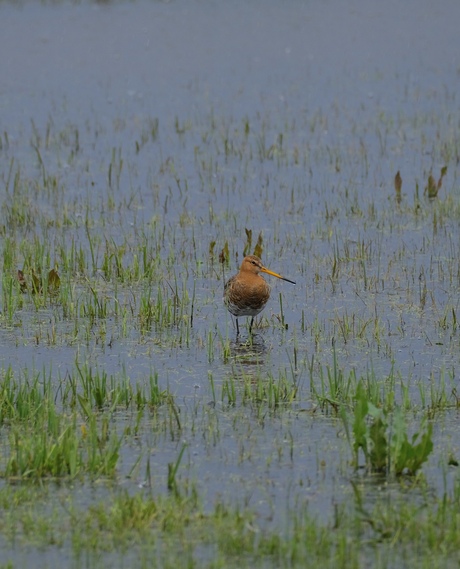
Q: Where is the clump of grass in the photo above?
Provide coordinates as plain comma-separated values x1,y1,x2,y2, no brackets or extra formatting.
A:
138,277,191,333
0,366,50,425
221,367,298,410
63,364,171,412
80,413,123,478
6,414,82,479
4,393,122,480
0,364,177,481
2,272,24,323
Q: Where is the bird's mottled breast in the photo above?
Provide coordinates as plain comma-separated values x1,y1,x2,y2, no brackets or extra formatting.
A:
223,276,271,316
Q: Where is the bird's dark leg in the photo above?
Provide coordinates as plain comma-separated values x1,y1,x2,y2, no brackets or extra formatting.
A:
249,317,254,334
236,318,240,336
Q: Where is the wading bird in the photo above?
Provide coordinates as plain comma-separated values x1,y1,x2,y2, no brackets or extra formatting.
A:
223,255,295,335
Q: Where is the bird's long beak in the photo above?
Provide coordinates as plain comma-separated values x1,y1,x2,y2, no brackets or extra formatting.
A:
260,266,296,285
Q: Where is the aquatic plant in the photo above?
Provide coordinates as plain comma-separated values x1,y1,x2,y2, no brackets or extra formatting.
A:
342,382,433,476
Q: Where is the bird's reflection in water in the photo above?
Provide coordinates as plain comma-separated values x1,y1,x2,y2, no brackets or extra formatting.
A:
226,333,267,379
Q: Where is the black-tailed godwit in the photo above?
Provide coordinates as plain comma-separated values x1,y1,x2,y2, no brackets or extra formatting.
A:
223,255,295,335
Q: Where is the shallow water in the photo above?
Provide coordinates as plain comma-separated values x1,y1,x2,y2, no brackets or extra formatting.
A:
1,0,460,566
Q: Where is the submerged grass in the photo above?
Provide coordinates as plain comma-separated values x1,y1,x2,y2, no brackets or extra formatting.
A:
221,367,298,409
1,480,460,568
